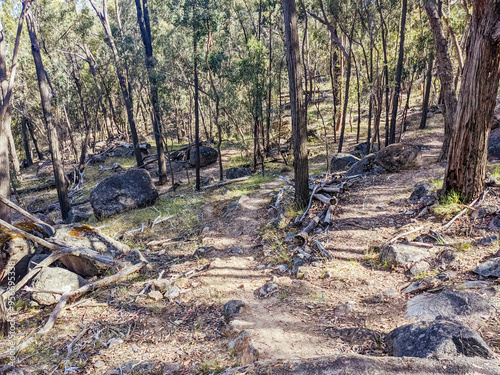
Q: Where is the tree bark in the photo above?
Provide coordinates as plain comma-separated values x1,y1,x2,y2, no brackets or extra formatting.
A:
193,37,201,191
389,0,408,145
420,53,434,130
424,0,458,161
89,0,143,167
0,2,32,223
26,11,71,221
283,0,309,207
135,0,168,184
21,117,33,167
443,0,500,202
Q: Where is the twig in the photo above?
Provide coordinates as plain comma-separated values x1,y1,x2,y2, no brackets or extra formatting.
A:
67,327,89,355
312,239,333,259
437,194,482,232
0,194,55,234
300,185,319,222
382,224,431,247
278,175,294,187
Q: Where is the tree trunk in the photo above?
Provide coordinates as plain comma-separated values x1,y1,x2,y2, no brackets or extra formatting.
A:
389,0,408,145
283,0,309,208
21,117,33,167
443,0,500,202
420,53,434,129
89,0,143,167
377,0,390,147
424,0,458,161
194,37,201,191
26,11,71,221
135,0,168,184
1,2,32,223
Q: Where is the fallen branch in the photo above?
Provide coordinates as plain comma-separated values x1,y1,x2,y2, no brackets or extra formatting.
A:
437,194,482,232
312,239,333,259
0,262,145,359
14,181,56,195
300,185,320,222
0,218,114,267
296,216,321,245
0,194,55,235
313,193,336,205
382,224,431,247
201,176,251,191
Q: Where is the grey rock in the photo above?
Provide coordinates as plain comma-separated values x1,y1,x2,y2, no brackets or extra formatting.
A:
188,146,218,167
408,182,435,204
231,246,244,254
226,167,252,180
436,249,458,268
374,143,422,172
346,154,386,177
229,330,259,366
350,141,376,159
105,361,156,375
165,286,180,300
488,215,500,230
330,153,359,172
90,168,158,219
406,290,493,324
220,354,500,375
1,235,35,281
27,254,50,271
31,267,88,305
386,320,494,359
379,243,433,267
67,208,91,223
474,257,500,278
478,235,499,245
421,195,437,207
277,264,290,273
488,127,500,160
409,261,430,276
54,225,131,277
223,300,246,322
254,280,279,298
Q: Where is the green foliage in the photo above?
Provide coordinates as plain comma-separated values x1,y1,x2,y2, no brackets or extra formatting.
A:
433,190,463,218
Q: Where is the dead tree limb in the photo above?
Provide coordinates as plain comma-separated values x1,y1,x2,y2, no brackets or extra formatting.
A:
0,262,144,359
201,176,251,191
0,194,55,234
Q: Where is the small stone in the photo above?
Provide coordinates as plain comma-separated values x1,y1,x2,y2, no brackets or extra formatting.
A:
474,257,500,278
148,290,163,301
228,331,259,366
479,235,499,245
165,286,180,300
230,246,244,254
421,195,437,207
277,264,290,273
193,246,214,257
408,182,435,204
409,261,430,276
322,270,333,279
256,265,266,270
365,289,398,303
151,279,171,292
254,280,279,298
94,360,106,368
173,278,190,288
223,300,246,322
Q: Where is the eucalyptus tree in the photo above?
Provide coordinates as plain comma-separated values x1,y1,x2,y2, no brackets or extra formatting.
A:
134,0,168,184
0,0,32,224
26,8,71,221
443,0,500,202
283,0,309,207
89,0,144,167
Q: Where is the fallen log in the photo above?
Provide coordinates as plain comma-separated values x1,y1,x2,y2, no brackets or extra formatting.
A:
296,216,321,245
0,218,115,267
0,261,145,360
0,194,55,235
312,239,332,259
320,186,342,194
313,193,336,205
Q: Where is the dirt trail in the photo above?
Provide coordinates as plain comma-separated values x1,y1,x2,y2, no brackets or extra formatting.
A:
197,177,344,361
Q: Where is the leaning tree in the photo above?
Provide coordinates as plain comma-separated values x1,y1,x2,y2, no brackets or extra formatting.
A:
443,0,500,202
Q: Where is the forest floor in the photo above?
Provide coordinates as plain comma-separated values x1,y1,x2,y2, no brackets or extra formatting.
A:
1,110,500,375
